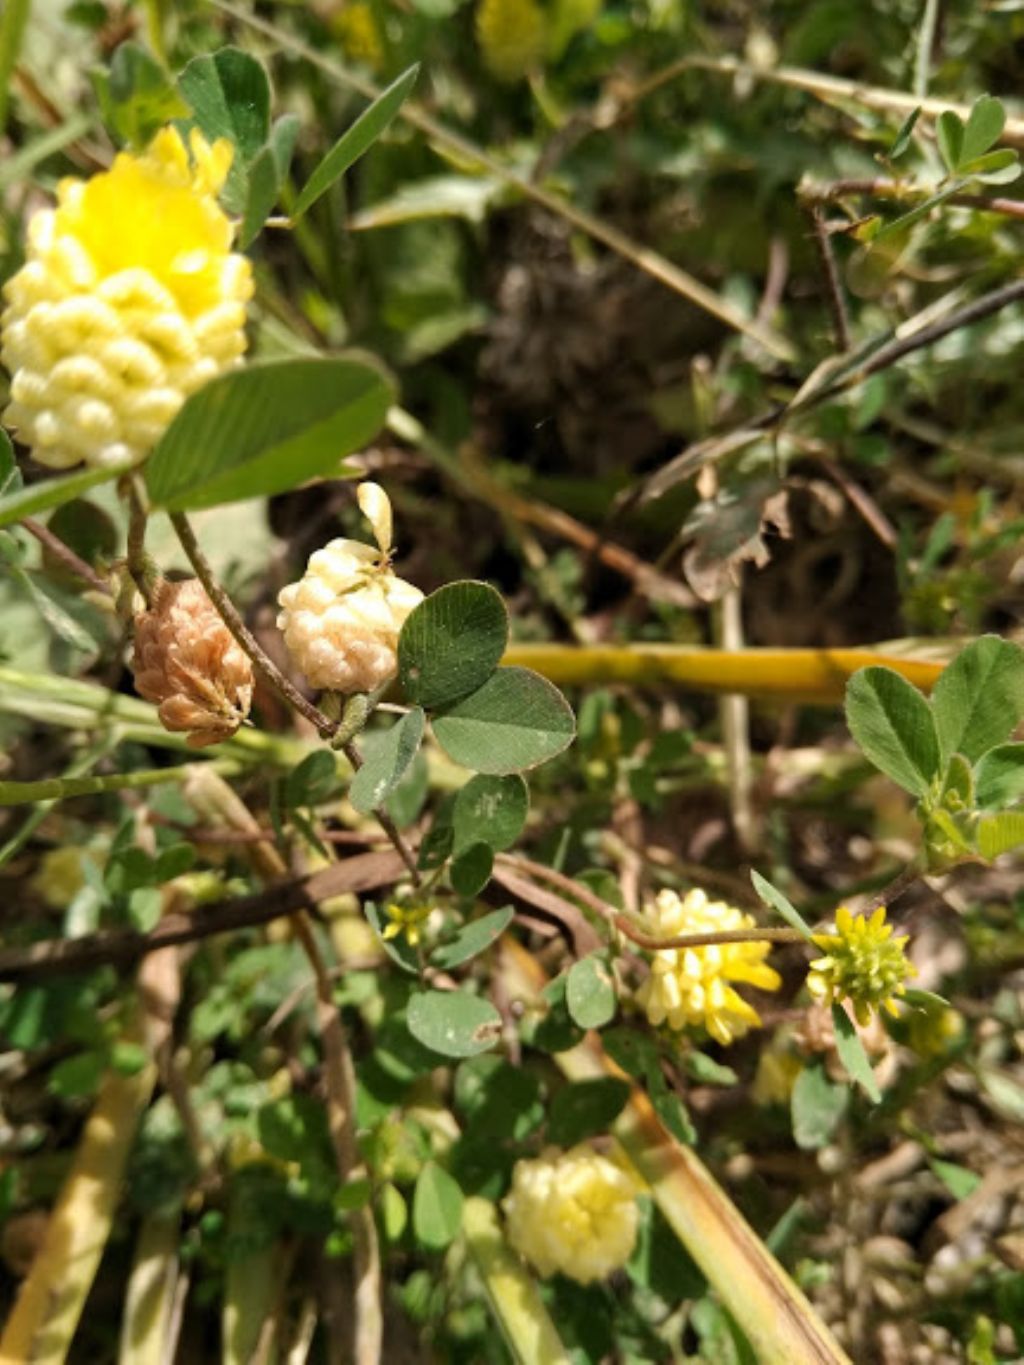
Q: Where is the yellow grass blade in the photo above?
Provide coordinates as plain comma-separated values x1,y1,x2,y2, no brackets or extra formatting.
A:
0,1064,156,1363
461,1197,573,1365
504,642,948,703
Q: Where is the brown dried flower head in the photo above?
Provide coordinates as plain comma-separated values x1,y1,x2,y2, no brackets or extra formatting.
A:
131,578,253,748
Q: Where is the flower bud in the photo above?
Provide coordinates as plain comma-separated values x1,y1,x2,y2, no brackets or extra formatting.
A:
277,483,422,695
131,578,253,748
502,1145,640,1284
2,126,252,471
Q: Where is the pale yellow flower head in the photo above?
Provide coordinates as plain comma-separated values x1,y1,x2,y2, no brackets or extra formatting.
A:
502,1145,640,1284
807,905,915,1027
277,483,423,695
2,126,253,470
634,888,781,1046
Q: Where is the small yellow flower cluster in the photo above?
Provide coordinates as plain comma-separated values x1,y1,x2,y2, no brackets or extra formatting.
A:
503,1145,640,1283
635,888,781,1046
380,900,432,948
807,905,914,1026
277,483,423,695
476,0,546,82
2,127,252,470
30,846,101,909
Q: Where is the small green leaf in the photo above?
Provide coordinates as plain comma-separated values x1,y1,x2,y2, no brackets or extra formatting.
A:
449,842,494,898
547,1078,630,1146
406,989,502,1058
10,566,107,654
238,143,280,249
293,64,419,219
398,581,509,709
565,954,617,1030
887,106,921,159
432,667,576,775
268,113,300,181
940,753,975,810
960,147,1020,184
177,47,271,213
387,751,429,829
750,869,814,940
961,94,1006,164
902,987,950,1010
49,1050,105,1099
0,430,18,498
976,811,1024,860
381,1182,407,1241
412,1160,463,1250
350,708,425,815
452,773,528,854
285,750,338,809
145,357,393,510
0,460,134,530
830,1004,881,1103
791,1061,848,1151
430,907,513,970
975,743,1024,809
522,973,584,1054
685,1052,738,1087
92,41,188,147
931,636,1024,765
930,1158,981,1201
845,666,941,796
936,109,964,172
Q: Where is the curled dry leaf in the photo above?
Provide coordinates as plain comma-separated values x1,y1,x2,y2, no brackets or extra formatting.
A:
681,476,792,602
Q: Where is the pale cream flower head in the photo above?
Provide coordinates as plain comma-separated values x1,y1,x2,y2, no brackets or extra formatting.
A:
277,482,423,695
502,1145,640,1284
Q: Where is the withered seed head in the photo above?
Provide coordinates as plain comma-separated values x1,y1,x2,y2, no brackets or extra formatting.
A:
131,578,254,749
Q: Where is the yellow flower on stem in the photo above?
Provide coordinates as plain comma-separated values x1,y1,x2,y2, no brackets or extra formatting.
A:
2,126,253,471
380,900,431,948
502,1145,640,1284
806,905,915,1027
634,888,781,1046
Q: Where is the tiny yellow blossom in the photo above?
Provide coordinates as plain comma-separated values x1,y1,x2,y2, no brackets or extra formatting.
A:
476,0,547,83
502,1145,640,1283
277,483,423,695
30,846,101,909
330,1,385,70
2,126,252,471
806,905,915,1027
906,1001,964,1058
752,1045,803,1106
634,888,781,1046
380,900,432,947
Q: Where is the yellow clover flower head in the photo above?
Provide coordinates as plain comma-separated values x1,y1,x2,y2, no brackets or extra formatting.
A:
502,1145,640,1284
2,126,253,471
634,888,781,1046
806,905,915,1027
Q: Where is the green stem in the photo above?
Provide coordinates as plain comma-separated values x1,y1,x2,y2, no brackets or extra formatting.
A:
0,760,240,807
0,0,31,131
